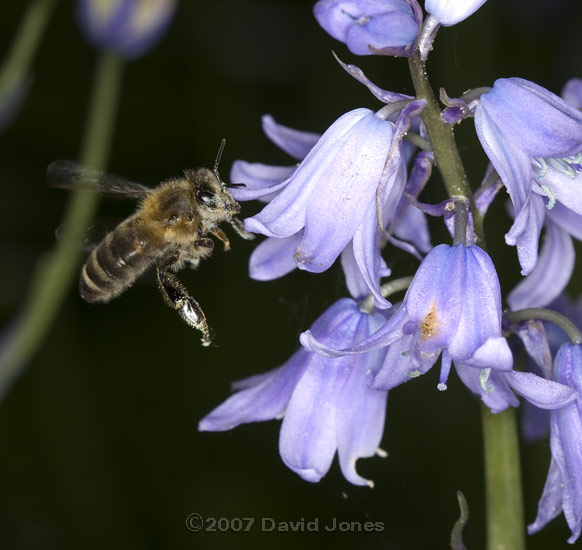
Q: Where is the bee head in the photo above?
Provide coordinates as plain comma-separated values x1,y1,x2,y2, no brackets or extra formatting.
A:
186,168,240,221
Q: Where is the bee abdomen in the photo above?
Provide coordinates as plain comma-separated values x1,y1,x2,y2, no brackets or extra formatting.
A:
80,221,154,303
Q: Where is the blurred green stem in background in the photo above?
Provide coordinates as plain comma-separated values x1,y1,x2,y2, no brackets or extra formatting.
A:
0,50,124,397
0,0,58,121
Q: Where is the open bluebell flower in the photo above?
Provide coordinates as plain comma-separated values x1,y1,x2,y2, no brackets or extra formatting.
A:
511,295,582,442
302,244,512,386
475,78,582,274
77,0,177,59
302,244,576,412
199,298,390,486
529,343,582,544
231,102,426,307
313,0,421,56
425,0,489,26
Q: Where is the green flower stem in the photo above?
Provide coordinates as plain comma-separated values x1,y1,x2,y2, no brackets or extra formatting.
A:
507,308,582,345
408,51,485,245
0,51,124,397
408,51,525,550
0,0,58,104
481,404,525,550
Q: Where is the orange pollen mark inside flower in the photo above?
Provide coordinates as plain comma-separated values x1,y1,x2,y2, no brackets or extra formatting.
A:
419,307,440,340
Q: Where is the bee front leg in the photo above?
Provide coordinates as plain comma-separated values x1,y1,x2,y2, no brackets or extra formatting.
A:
209,227,230,251
229,216,255,241
156,265,212,347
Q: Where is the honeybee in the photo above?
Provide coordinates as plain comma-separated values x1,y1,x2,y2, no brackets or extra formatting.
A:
48,142,253,346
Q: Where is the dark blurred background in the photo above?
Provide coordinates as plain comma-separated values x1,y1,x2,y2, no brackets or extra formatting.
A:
0,1,581,549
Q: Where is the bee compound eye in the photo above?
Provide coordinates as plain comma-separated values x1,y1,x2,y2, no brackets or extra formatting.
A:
196,189,215,206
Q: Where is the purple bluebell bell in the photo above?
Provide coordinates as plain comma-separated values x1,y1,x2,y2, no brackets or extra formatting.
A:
529,343,582,544
313,0,421,56
424,0,489,26
474,78,582,275
199,297,391,486
512,295,582,442
302,244,577,412
231,101,426,308
505,79,582,307
77,0,177,59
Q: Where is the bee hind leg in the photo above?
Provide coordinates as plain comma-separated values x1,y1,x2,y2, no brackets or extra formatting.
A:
156,266,212,347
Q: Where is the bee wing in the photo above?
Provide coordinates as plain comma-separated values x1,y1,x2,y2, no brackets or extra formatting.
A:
47,160,152,199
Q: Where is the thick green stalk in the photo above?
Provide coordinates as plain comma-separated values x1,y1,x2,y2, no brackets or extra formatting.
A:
408,51,525,550
481,405,525,550
0,51,124,397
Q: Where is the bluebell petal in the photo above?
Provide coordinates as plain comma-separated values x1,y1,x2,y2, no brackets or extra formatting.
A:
372,333,435,389
352,200,393,309
246,109,376,239
294,111,395,271
448,247,506,363
300,306,407,357
279,307,374,483
506,192,545,275
547,203,582,240
508,221,575,310
334,55,413,103
528,456,565,536
198,358,307,431
479,78,582,158
249,233,302,281
336,340,388,486
279,352,351,482
261,115,320,161
513,320,552,379
461,337,513,371
474,165,504,216
562,78,582,110
230,161,295,203
539,167,582,216
313,0,420,56
405,245,464,353
454,365,519,413
506,371,578,409
425,0,488,26
340,242,390,301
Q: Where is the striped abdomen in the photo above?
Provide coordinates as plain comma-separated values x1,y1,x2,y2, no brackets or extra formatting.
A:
80,217,158,303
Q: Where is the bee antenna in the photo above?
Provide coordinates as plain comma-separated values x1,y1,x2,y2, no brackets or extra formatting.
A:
213,138,226,182
225,182,246,188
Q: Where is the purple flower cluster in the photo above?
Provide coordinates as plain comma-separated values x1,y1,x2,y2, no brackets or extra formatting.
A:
198,1,582,544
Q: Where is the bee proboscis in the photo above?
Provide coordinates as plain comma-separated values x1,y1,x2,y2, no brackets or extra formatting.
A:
48,142,253,346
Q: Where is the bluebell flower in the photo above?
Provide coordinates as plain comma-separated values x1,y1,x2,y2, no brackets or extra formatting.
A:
313,0,421,56
529,343,582,544
425,0,489,26
199,298,391,486
474,77,582,274
505,79,582,307
77,0,177,59
511,294,582,442
302,244,577,412
232,101,426,308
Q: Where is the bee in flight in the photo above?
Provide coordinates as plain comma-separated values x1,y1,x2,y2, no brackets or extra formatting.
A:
48,142,253,346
